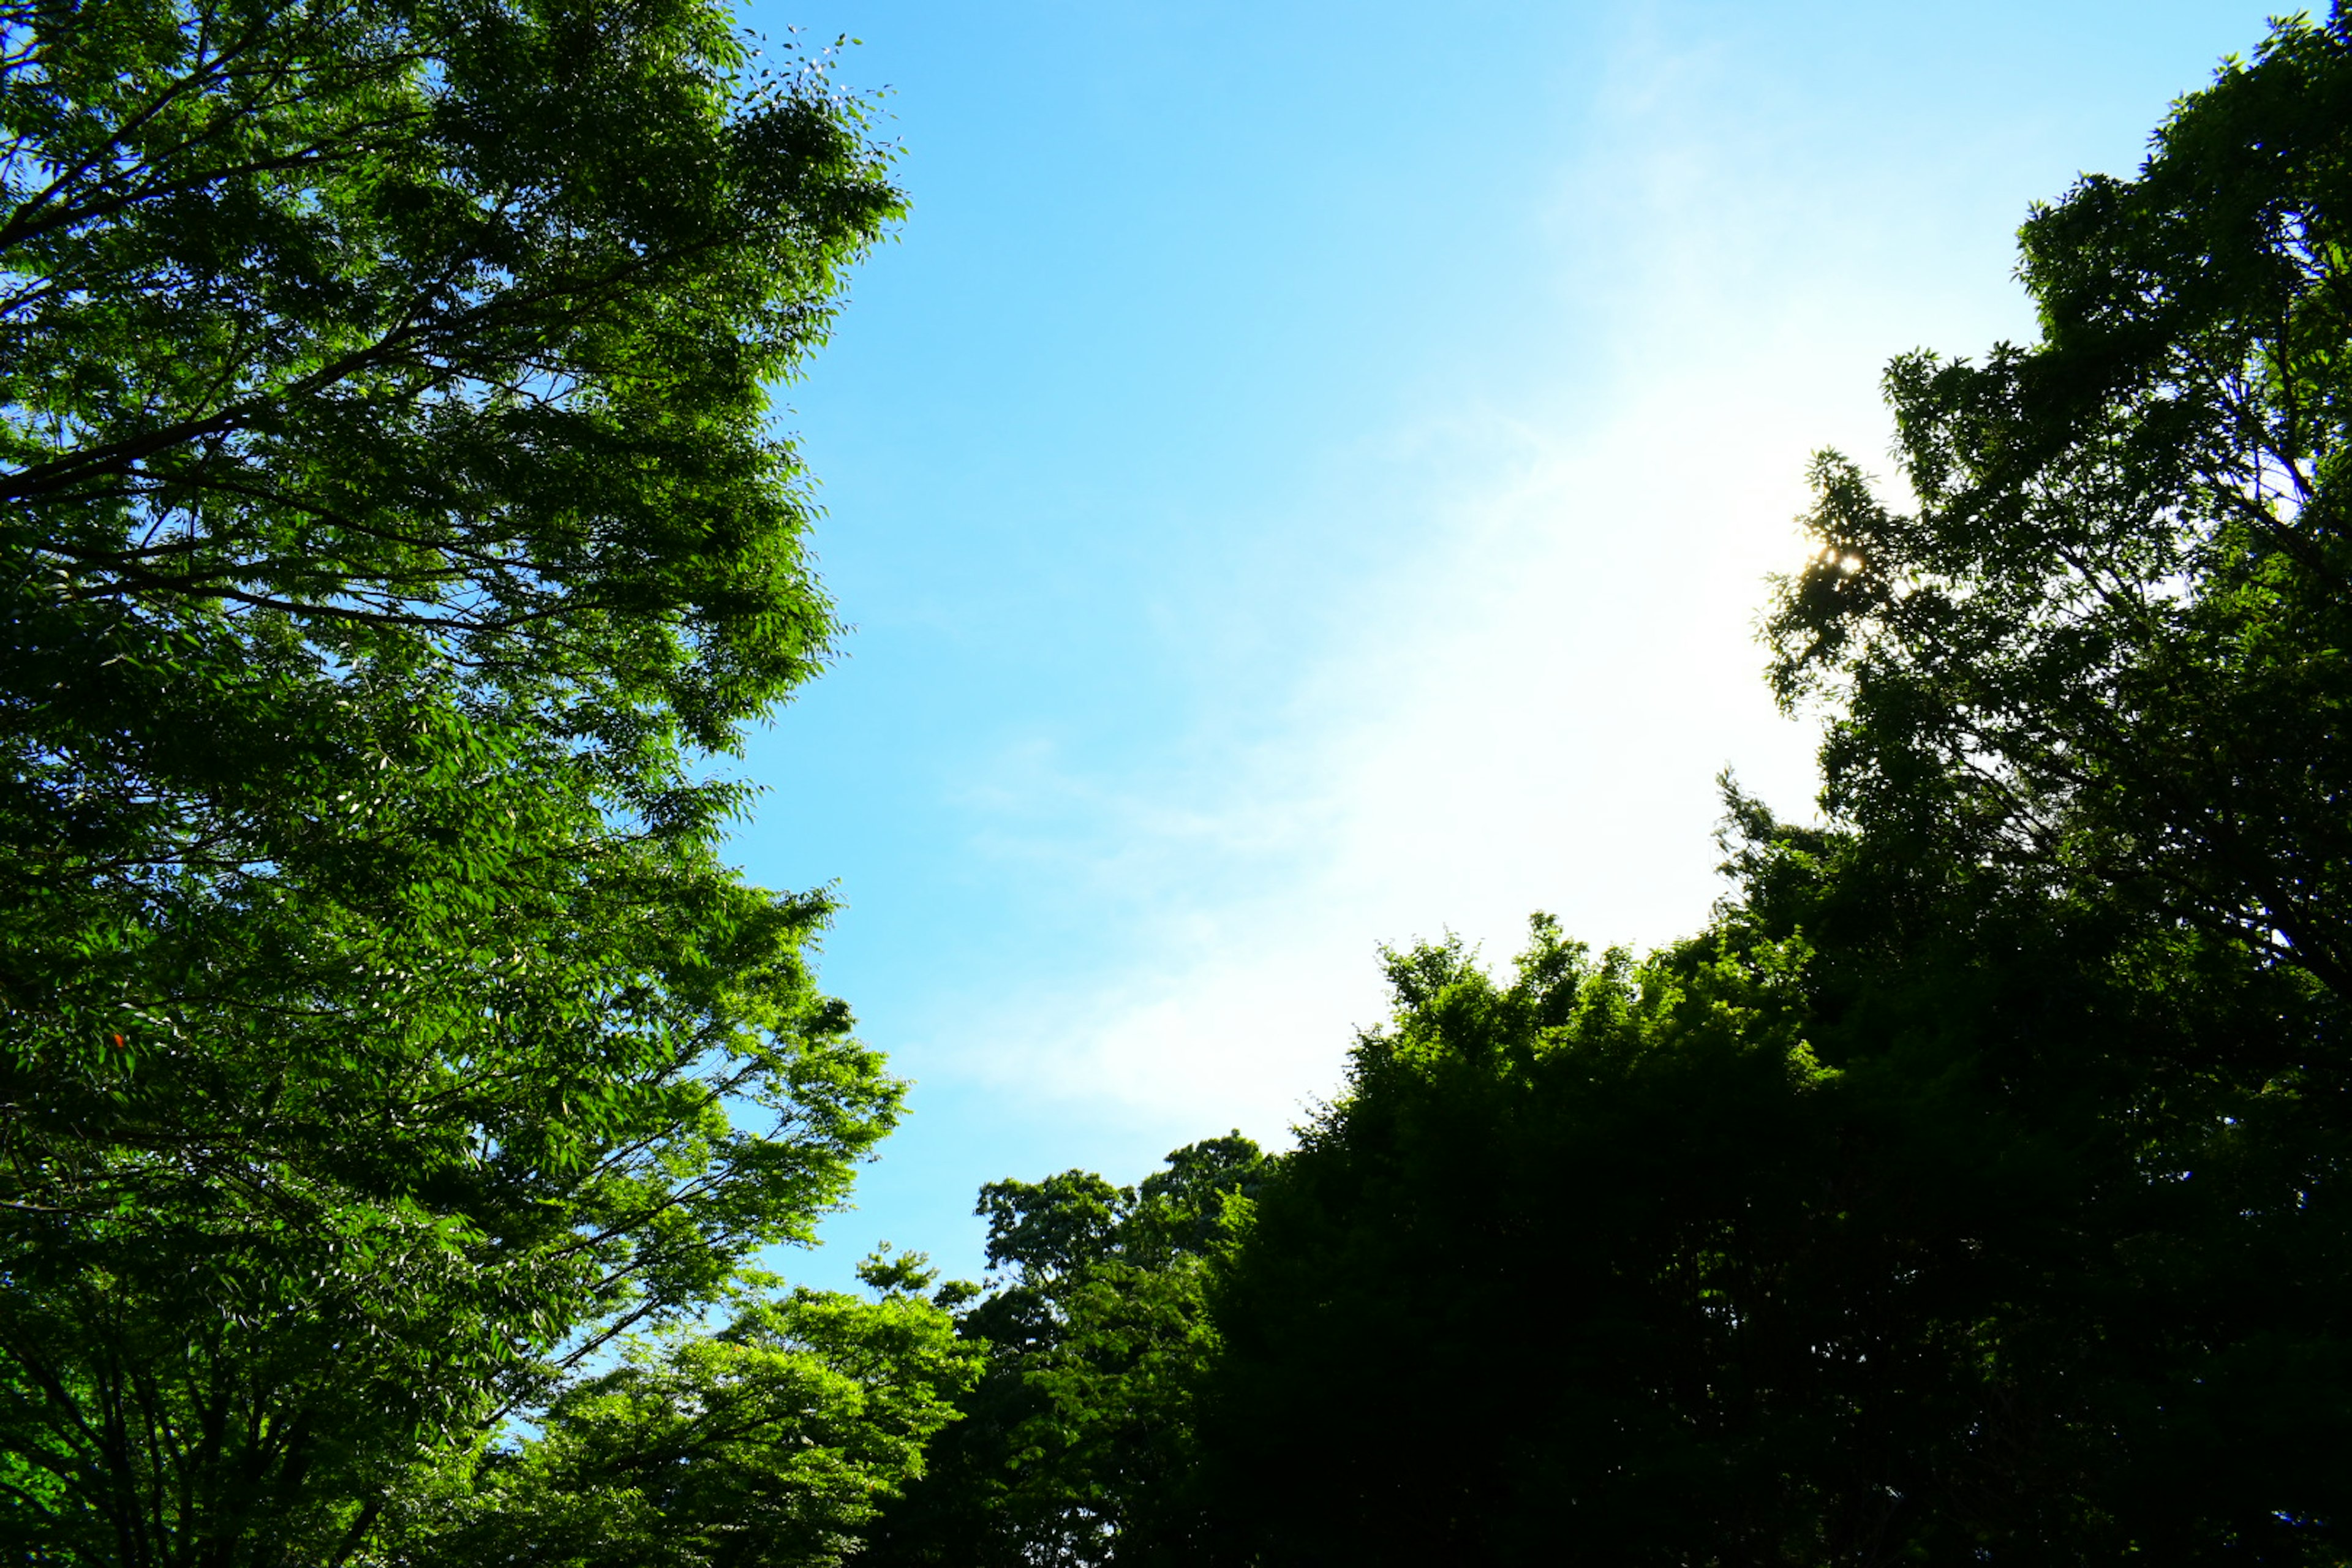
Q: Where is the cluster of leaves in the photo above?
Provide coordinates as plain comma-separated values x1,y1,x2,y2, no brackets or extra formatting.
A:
1202,891,2350,1560
0,1,967,1563
13,0,2350,1562
1771,6,2352,997
382,1269,981,1568
1182,10,2352,1563
1199,922,1852,1563
854,1138,1268,1568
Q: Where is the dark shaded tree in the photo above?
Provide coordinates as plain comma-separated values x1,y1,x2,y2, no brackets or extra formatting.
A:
1196,11,2352,1562
1200,922,1856,1564
1770,6,2352,1005
1203,897,2350,1561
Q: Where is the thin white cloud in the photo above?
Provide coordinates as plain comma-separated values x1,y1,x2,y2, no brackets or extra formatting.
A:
919,377,1837,1142
895,18,2062,1145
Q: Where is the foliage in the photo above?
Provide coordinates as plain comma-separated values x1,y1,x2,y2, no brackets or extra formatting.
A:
13,0,2351,1563
856,1138,1268,1568
1197,10,2352,1562
1204,895,2351,1561
1768,7,2352,1004
377,1271,981,1568
0,0,907,1562
1199,922,1856,1564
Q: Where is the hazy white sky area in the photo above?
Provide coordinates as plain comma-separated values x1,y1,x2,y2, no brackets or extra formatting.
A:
731,0,2283,1286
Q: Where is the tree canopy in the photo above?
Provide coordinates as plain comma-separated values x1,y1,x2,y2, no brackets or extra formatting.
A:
1770,8,2352,1003
1187,10,2352,1562
13,2,2352,1565
857,1137,1268,1568
0,1,941,1562
383,1267,980,1568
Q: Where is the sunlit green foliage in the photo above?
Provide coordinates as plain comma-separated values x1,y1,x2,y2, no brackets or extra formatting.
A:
383,1273,980,1568
857,1138,1267,1568
0,0,914,1562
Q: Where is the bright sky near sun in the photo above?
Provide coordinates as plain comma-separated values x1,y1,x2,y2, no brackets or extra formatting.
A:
728,0,2285,1290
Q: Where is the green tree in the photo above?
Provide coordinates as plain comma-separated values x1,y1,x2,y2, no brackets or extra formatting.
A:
380,1266,982,1568
1204,900,2350,1561
1742,9,2352,1551
0,1,910,1562
1199,922,1861,1565
858,1137,1268,1568
1197,10,2352,1561
1768,7,2352,1005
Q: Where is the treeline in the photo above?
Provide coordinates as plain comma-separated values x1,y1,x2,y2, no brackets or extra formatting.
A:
861,10,2352,1559
3,1,2350,1565
0,0,968,1562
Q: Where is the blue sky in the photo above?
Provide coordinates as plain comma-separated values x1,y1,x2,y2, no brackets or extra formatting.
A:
728,0,2286,1289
